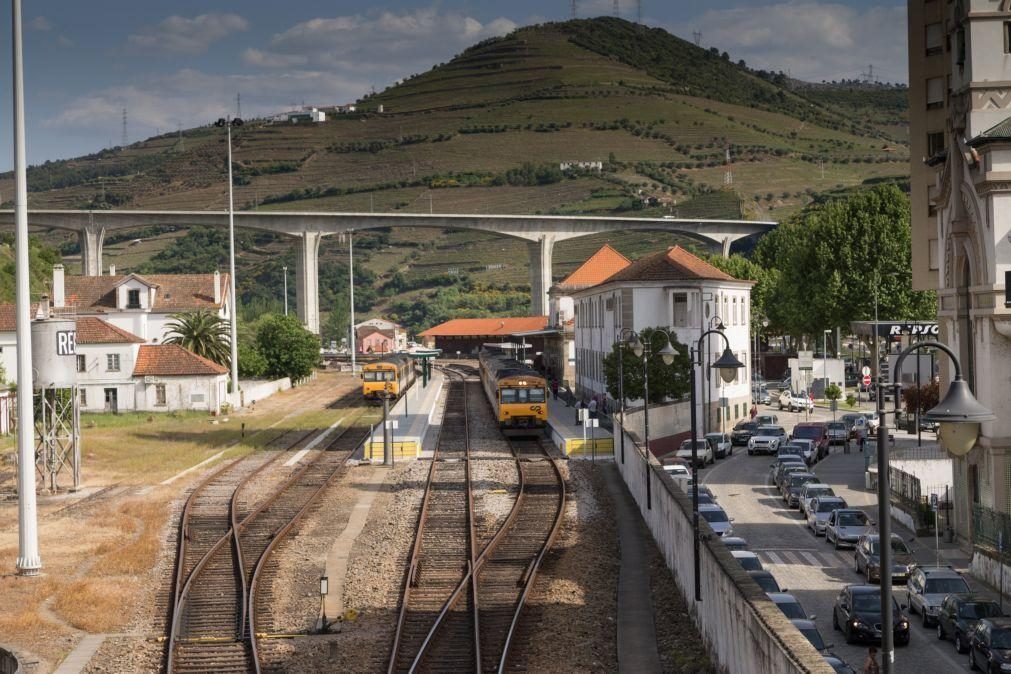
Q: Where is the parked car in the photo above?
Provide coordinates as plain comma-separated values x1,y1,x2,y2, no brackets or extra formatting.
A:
676,437,714,467
800,483,836,517
775,465,810,493
779,390,814,412
825,421,848,446
705,432,732,459
968,617,1011,672
823,654,856,674
777,444,805,460
832,585,910,646
769,592,815,621
791,422,830,460
906,565,971,627
771,458,807,487
755,413,780,426
732,550,764,571
784,472,819,508
792,438,818,465
807,496,848,536
792,619,831,653
754,388,772,405
748,425,788,455
663,463,690,478
698,503,733,537
721,536,748,552
861,411,881,432
749,570,782,593
825,509,872,549
936,594,1003,653
731,421,759,446
854,534,914,584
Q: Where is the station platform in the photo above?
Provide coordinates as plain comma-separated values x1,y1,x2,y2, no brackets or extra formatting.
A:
546,396,614,459
362,370,444,461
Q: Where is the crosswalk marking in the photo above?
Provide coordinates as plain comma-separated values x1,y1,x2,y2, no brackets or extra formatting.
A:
755,548,855,569
765,551,784,565
800,551,821,566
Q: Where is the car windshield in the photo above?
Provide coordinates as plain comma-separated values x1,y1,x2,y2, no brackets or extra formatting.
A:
753,575,780,592
869,538,912,555
818,501,843,513
701,509,729,523
991,629,1011,649
827,422,845,430
790,475,815,487
697,494,715,505
806,487,833,498
705,434,724,443
959,602,1003,620
679,440,706,452
791,427,821,439
851,593,898,613
838,512,868,526
777,600,807,620
800,627,826,651
736,422,758,432
924,578,970,595
779,446,803,455
737,556,762,571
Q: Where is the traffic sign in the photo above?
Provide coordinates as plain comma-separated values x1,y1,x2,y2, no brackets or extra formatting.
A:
861,366,871,376
862,374,872,386
930,493,938,511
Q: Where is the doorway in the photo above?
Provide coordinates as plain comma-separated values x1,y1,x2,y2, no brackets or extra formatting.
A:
104,388,118,413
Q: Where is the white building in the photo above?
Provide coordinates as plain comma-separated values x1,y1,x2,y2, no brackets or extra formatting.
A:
571,246,754,432
54,265,231,345
560,161,603,172
355,318,407,352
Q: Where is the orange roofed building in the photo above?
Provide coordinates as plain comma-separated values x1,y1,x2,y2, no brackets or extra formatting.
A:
417,317,548,356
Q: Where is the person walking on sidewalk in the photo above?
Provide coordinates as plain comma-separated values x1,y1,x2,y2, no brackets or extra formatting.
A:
588,396,598,420
574,399,584,425
550,378,559,400
862,646,880,674
750,404,758,420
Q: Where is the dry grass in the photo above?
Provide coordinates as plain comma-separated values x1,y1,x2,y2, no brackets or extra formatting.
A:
52,578,138,633
93,497,170,576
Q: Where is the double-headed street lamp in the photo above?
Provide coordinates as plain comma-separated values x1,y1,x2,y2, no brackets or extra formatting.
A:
874,341,994,673
689,319,744,602
215,116,244,396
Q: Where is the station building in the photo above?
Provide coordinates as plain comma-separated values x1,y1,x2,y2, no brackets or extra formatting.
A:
417,317,548,356
570,245,753,433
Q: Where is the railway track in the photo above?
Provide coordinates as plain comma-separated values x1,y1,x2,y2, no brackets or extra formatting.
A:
167,417,369,674
389,367,566,673
389,373,479,673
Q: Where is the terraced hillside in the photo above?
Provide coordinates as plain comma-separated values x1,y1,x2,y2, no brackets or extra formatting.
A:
3,18,910,338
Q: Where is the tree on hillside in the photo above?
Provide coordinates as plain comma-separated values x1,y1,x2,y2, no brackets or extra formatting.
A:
753,185,935,340
164,310,231,366
602,327,691,404
256,314,320,382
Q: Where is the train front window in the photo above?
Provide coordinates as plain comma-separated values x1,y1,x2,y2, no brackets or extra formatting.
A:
501,388,546,403
364,371,395,382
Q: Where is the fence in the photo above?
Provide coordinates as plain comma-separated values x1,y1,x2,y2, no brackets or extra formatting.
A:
972,504,1011,554
888,466,950,533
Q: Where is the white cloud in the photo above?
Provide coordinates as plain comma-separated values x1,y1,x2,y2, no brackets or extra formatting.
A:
128,13,250,55
252,7,516,71
675,1,907,83
241,48,307,69
57,35,74,48
29,16,52,31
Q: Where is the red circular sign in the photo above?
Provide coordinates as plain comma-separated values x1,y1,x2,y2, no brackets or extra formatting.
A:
862,374,872,386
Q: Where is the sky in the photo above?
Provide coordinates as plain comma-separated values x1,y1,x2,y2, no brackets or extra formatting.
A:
0,0,907,169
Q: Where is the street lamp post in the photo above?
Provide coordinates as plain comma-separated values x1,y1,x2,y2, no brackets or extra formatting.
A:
874,340,993,673
614,331,630,464
688,319,744,602
824,329,832,398
215,116,243,398
282,265,288,316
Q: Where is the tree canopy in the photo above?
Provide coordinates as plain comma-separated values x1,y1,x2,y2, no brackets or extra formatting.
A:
603,327,691,403
255,314,320,382
164,310,230,366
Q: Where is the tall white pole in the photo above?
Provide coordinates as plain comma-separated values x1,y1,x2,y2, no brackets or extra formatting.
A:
226,120,239,395
282,266,288,316
349,232,356,372
12,0,40,576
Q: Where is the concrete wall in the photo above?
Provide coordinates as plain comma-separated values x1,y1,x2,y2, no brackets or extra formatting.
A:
240,377,292,406
622,400,693,441
890,457,953,493
611,428,833,673
970,549,1011,602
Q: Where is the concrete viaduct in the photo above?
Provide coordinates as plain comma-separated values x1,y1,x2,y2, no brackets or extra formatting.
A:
0,210,775,333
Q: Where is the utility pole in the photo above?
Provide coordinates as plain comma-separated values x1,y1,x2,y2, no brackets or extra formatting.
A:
349,231,356,373
571,0,576,19
637,0,642,24
613,0,619,18
693,30,702,47
723,144,733,186
236,92,242,119
121,108,127,147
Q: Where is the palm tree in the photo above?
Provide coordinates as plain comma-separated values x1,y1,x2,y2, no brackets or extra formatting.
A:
164,310,230,366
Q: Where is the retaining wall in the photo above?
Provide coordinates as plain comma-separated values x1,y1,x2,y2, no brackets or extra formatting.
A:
239,378,292,407
970,548,1011,600
611,428,833,673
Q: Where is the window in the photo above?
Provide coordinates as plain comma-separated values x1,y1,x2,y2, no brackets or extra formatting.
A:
926,77,944,109
1005,22,1011,54
927,132,945,158
733,298,738,325
926,22,943,55
106,354,120,372
79,389,87,407
155,384,167,406
77,355,86,373
929,239,940,271
672,293,688,327
127,289,141,309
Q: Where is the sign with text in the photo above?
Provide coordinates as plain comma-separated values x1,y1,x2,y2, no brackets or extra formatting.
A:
56,330,76,356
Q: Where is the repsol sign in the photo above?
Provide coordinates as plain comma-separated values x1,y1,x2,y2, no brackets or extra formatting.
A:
879,323,939,337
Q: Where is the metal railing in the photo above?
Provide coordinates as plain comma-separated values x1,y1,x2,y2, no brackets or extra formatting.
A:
889,466,950,532
972,504,1011,554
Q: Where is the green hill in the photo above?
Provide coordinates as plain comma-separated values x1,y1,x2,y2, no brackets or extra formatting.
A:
4,18,910,338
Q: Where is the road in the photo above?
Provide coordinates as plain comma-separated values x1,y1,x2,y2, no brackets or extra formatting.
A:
700,404,980,673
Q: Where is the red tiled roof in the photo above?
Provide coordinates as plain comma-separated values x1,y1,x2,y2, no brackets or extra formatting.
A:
63,273,229,312
559,244,631,287
418,316,548,337
133,344,228,377
76,317,144,344
0,303,40,331
357,326,395,339
599,246,738,284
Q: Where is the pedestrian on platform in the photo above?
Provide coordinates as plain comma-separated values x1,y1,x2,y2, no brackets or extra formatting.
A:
550,378,559,400
588,396,598,420
862,646,880,674
575,399,584,425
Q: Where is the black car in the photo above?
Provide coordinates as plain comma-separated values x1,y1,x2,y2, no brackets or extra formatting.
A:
937,594,1003,653
823,655,856,674
748,570,782,593
832,584,910,646
732,421,759,446
968,617,1011,672
792,619,831,653
854,534,914,584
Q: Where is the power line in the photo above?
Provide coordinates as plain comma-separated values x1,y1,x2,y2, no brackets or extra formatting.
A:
613,0,619,18
693,30,702,47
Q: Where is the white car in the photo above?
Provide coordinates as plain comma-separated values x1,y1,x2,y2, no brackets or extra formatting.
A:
792,438,817,465
799,483,835,517
676,438,714,467
663,463,690,478
705,432,732,459
748,425,787,455
779,390,814,412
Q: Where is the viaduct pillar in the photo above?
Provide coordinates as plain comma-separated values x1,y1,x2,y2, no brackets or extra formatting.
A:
80,221,105,276
527,235,555,317
295,231,322,334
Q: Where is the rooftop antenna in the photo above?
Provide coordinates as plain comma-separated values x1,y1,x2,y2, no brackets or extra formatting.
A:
613,0,619,18
723,143,733,187
121,108,127,147
236,92,242,119
693,30,703,47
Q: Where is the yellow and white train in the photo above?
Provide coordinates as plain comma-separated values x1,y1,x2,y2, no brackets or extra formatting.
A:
478,349,548,436
361,355,417,401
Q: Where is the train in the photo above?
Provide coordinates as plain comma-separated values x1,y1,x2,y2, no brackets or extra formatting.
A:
478,349,549,436
361,355,417,401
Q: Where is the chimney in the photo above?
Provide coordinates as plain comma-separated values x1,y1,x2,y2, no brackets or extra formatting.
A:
37,294,50,320
53,264,65,308
213,270,221,305
108,264,116,276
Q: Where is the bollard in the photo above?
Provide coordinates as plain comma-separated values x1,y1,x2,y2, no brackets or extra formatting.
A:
241,422,245,438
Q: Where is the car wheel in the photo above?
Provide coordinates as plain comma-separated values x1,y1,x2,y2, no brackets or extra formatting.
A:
833,535,840,550
969,648,978,671
955,632,966,654
844,621,855,645
922,611,929,628
907,594,915,614
832,609,840,631
748,450,754,456
936,623,944,641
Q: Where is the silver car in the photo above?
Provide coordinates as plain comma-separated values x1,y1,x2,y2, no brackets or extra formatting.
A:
807,496,847,535
906,566,971,627
824,508,872,549
698,503,733,537
800,484,835,517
